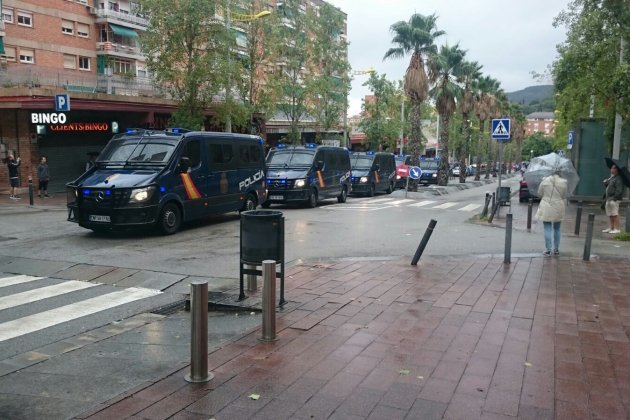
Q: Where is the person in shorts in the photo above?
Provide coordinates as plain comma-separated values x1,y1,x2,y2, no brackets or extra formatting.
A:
37,156,50,198
603,163,625,234
6,154,21,200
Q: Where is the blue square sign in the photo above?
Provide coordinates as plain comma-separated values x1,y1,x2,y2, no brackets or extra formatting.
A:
491,118,510,141
55,94,71,112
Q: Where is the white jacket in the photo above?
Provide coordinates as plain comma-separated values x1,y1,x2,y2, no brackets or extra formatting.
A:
536,174,568,222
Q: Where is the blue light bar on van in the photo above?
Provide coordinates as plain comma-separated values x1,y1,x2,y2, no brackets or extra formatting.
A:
126,129,138,134
366,151,374,155
266,179,287,186
159,186,166,193
276,144,286,149
305,143,317,149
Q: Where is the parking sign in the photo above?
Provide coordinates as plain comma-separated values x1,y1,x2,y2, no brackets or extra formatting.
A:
55,94,71,112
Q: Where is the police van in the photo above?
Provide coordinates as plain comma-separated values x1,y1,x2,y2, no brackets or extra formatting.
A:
66,129,266,234
350,151,396,196
264,144,351,208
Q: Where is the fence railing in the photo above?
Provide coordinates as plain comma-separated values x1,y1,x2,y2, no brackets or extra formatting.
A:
92,8,149,27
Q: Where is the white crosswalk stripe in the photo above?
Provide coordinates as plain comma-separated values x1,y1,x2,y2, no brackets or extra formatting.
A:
0,275,44,288
387,199,415,206
0,280,98,311
408,201,437,207
458,203,482,212
0,287,161,342
432,202,458,209
326,197,485,212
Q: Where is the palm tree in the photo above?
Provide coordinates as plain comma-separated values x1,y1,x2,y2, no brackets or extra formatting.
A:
456,60,482,183
472,76,500,181
429,43,466,186
384,13,445,189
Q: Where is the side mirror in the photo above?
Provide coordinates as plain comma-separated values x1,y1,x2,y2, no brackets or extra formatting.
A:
179,157,191,173
316,160,324,171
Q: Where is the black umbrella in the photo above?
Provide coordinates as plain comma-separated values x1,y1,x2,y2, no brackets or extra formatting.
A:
604,157,630,188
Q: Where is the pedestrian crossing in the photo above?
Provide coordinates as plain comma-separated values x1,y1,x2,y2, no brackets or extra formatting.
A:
326,197,484,213
0,274,162,343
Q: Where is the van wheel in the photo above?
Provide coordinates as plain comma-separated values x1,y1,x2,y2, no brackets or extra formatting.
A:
307,189,318,208
368,184,375,197
337,186,348,203
241,194,257,212
386,182,394,194
158,202,181,235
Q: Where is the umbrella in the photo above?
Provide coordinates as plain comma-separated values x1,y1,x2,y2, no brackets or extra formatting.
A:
604,157,630,188
524,152,580,197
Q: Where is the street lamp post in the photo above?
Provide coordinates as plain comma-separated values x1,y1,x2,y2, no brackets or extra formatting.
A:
224,1,270,133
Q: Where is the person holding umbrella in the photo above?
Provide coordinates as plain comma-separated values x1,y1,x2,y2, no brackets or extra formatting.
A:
524,153,580,256
602,158,629,234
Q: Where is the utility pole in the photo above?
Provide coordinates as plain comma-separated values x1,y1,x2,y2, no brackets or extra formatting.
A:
612,37,625,160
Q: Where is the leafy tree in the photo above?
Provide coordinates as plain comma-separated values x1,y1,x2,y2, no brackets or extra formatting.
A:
472,76,500,180
429,43,466,185
308,3,351,141
456,61,482,183
384,13,445,190
139,0,227,129
360,73,401,151
522,133,555,159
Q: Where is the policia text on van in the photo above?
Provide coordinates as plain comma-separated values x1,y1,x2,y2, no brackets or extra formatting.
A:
263,144,351,208
66,129,267,234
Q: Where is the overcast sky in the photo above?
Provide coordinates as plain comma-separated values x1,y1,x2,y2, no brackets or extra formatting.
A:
326,0,569,116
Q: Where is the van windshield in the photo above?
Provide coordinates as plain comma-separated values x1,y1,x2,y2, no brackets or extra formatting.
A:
351,155,374,169
419,161,439,170
99,138,176,165
267,150,315,167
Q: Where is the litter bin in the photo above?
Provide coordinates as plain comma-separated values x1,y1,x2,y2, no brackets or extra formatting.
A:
497,186,511,206
239,210,285,304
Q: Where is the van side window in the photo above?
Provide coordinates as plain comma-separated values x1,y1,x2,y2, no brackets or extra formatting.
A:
238,144,263,167
183,140,201,168
209,143,235,170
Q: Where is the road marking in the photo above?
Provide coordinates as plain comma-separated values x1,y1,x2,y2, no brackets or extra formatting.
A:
458,204,482,212
365,198,395,203
0,287,161,342
327,206,392,212
432,202,458,209
0,275,44,288
0,280,98,311
387,199,414,206
409,201,436,207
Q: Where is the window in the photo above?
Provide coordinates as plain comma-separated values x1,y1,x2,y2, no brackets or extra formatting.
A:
112,58,132,74
63,54,76,69
183,140,201,168
4,46,16,61
209,143,235,170
79,56,90,71
2,7,13,23
19,49,34,64
62,20,74,35
77,23,89,37
17,11,32,27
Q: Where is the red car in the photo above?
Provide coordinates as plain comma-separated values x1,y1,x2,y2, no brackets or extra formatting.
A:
395,156,409,189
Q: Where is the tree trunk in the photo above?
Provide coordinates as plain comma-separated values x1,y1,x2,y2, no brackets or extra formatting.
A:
458,112,469,184
474,119,485,181
407,99,422,191
437,112,450,186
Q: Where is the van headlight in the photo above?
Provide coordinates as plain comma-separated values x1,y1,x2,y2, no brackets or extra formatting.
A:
432,173,437,178
129,186,156,203
294,179,306,188
360,176,368,183
396,175,401,180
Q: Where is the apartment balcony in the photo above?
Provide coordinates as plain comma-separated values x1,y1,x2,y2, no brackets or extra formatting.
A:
90,7,148,30
96,42,143,59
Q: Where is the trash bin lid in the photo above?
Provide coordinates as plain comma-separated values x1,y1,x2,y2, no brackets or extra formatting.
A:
241,210,283,218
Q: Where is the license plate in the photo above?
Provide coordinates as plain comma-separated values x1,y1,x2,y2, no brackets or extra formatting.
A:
89,215,111,223
269,195,284,200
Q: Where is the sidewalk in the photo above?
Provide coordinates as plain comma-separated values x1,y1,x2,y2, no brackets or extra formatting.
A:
76,255,630,420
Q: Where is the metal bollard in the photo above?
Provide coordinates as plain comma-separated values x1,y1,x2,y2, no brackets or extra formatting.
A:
574,201,583,236
481,193,490,218
626,202,630,233
259,260,278,342
185,281,213,383
583,213,595,261
411,219,438,266
246,264,257,292
488,201,499,223
28,176,34,206
504,213,512,264
527,198,533,231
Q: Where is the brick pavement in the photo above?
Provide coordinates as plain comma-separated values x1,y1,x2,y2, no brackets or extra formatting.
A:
76,255,630,420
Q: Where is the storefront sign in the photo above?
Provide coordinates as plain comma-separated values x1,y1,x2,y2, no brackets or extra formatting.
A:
31,112,67,124
49,122,110,132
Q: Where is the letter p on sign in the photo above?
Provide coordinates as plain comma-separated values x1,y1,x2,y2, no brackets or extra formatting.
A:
55,94,71,112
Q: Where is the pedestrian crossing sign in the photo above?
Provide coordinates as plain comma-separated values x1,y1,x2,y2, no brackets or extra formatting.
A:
491,118,511,141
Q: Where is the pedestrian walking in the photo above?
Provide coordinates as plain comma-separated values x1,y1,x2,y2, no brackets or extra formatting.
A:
37,156,50,198
6,153,21,200
536,172,568,256
602,162,626,234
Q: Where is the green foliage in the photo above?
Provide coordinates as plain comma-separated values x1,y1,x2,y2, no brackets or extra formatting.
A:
613,231,630,241
522,133,556,159
139,0,227,129
360,73,402,151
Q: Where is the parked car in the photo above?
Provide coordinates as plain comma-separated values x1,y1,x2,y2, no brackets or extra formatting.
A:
394,155,409,189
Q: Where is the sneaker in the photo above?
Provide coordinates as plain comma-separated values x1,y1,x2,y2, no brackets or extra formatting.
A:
602,228,611,233
553,249,560,256
610,229,621,234
13,196,21,200
543,250,552,257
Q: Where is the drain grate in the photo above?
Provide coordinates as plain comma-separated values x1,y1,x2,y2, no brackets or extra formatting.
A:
151,299,187,316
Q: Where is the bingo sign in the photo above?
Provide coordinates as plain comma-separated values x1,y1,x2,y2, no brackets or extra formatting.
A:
31,112,110,133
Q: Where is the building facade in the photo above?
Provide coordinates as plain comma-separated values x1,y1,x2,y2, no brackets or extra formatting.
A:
525,111,556,136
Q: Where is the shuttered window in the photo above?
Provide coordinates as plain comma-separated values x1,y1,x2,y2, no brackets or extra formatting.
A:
62,20,74,35
77,23,89,37
19,48,34,64
63,54,76,69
